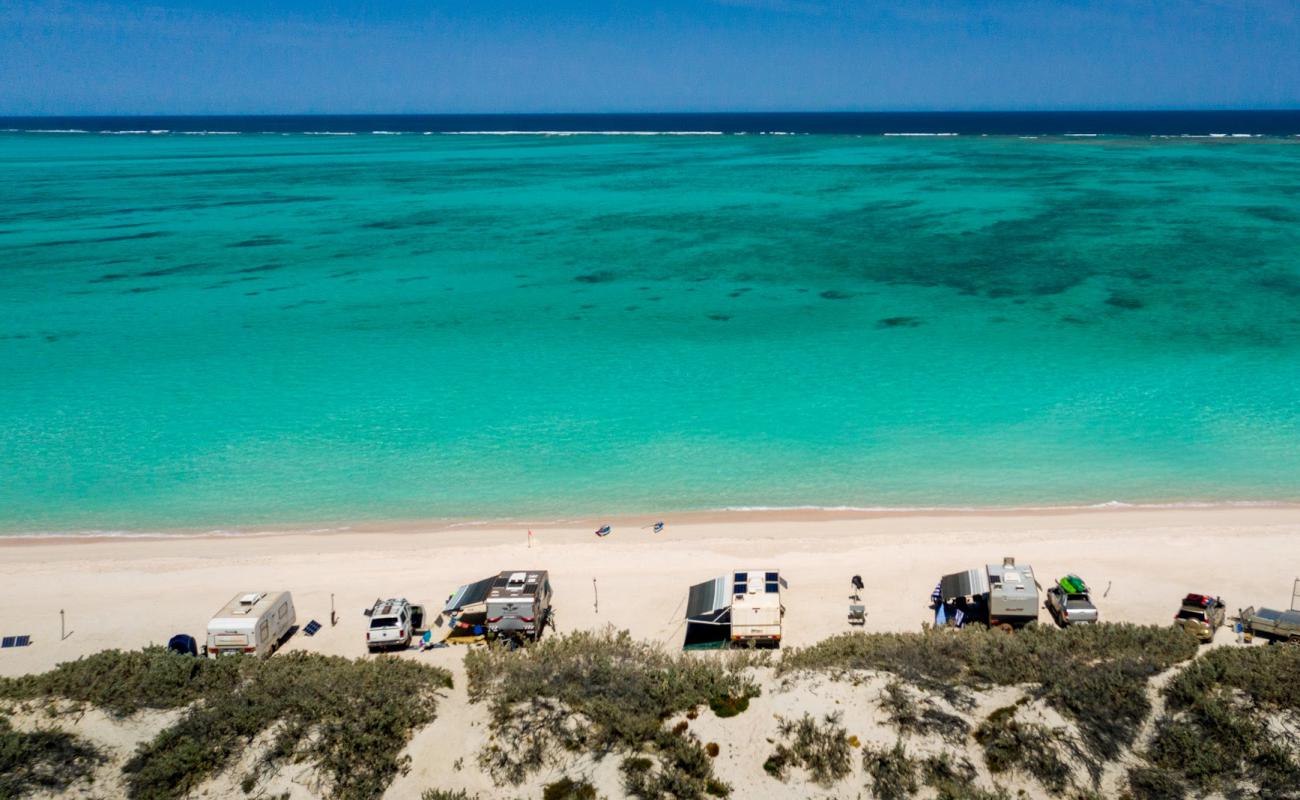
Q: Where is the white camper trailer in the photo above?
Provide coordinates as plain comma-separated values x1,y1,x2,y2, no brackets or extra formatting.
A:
986,558,1039,628
484,571,552,641
685,569,786,648
205,591,296,658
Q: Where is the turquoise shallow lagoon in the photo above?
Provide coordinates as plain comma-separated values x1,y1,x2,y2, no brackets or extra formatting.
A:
2,133,1299,532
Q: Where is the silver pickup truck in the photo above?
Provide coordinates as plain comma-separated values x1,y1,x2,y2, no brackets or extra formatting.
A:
1044,575,1099,626
1240,606,1300,644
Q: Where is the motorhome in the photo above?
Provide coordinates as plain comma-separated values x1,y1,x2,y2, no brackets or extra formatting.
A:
205,591,296,658
685,569,786,648
986,558,1039,628
484,571,552,641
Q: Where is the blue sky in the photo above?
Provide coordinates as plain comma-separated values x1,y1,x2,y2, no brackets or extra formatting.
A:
1,0,1297,114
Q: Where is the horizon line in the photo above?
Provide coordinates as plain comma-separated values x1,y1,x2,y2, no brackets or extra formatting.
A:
5,108,1300,119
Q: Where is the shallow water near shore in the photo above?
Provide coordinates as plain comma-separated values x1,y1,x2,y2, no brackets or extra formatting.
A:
2,132,1300,533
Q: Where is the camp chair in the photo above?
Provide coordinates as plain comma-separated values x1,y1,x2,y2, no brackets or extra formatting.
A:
848,604,866,626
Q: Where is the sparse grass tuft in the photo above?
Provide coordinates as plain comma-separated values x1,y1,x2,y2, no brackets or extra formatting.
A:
862,740,918,800
764,712,853,786
878,680,969,743
0,715,105,799
420,791,478,800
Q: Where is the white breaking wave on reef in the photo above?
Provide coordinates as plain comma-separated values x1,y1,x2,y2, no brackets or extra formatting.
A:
883,132,959,137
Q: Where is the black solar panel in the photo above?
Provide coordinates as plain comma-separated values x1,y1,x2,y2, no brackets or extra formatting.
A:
303,620,322,636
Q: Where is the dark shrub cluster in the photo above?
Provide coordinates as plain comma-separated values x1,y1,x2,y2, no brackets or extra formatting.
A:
1133,645,1300,800
0,715,105,798
543,776,598,800
861,740,918,800
3,649,451,800
763,712,853,786
878,680,969,743
465,629,755,798
782,623,1198,772
123,652,451,800
973,703,1072,793
0,647,243,716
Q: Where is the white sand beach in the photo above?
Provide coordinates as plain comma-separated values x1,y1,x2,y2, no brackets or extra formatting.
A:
3,506,1298,799
3,505,1298,678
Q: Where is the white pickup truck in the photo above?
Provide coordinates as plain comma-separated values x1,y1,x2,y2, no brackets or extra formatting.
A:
364,598,426,652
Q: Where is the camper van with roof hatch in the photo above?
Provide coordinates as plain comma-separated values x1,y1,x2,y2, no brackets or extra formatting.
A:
731,569,786,644
685,569,787,648
205,591,296,658
484,570,552,641
986,558,1039,628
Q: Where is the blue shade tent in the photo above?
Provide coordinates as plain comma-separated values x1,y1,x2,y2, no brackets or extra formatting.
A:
167,634,198,656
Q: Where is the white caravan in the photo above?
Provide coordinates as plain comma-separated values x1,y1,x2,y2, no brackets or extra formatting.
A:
206,591,296,658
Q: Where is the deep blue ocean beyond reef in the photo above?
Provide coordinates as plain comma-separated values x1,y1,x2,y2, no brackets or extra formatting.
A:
2,115,1299,533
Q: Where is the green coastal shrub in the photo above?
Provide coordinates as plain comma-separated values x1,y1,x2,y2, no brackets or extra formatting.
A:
123,653,451,800
0,647,243,716
0,715,104,799
466,629,752,798
542,776,598,800
1139,644,1300,799
3,649,451,800
782,623,1198,771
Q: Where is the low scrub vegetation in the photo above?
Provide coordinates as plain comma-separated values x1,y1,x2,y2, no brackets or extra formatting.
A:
878,680,969,743
974,703,1073,793
783,623,1198,780
543,776,598,800
862,740,918,800
763,712,853,786
0,715,104,798
465,629,755,798
0,647,243,716
2,649,451,800
1133,645,1300,800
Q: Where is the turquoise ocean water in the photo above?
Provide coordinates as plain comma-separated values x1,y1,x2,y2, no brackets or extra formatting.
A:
2,132,1299,533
